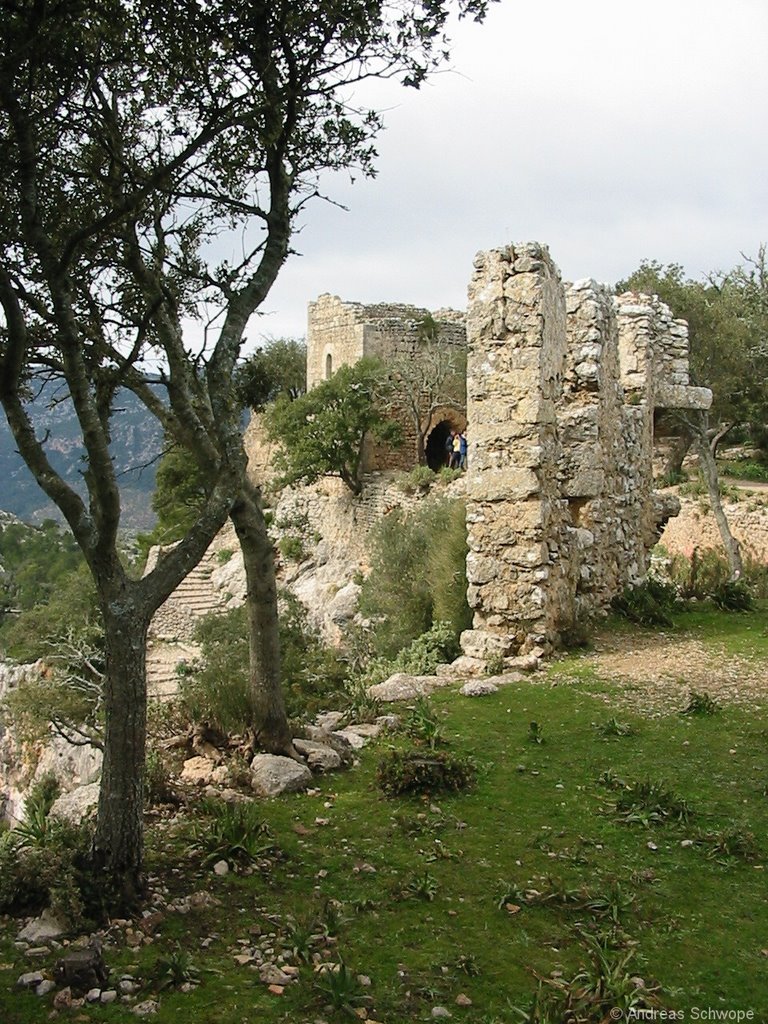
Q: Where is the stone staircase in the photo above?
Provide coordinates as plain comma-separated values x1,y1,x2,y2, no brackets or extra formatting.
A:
146,547,229,699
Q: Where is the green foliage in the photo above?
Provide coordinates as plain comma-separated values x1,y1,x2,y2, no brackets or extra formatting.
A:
0,518,84,626
711,577,753,611
358,498,471,658
0,557,98,662
186,800,275,869
405,697,447,749
181,594,348,732
360,621,462,690
513,935,662,1021
377,749,477,796
136,443,210,560
613,779,694,826
527,721,544,745
618,255,768,454
236,338,307,410
695,826,760,863
402,869,439,901
144,750,176,806
315,959,370,1017
153,945,201,991
0,812,94,925
14,774,61,850
718,458,768,482
681,691,720,716
265,358,402,494
278,535,306,562
1,622,105,753
595,717,637,738
395,465,435,494
611,576,677,626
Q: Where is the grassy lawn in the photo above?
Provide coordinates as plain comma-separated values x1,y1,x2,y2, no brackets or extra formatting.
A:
2,610,768,1022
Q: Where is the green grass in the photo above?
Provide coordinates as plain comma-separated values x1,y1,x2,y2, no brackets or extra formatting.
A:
2,614,768,1021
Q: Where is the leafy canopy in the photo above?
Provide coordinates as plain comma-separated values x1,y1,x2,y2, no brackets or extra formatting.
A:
617,253,768,448
265,358,402,494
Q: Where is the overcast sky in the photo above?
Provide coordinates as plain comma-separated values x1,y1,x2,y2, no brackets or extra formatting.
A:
243,0,768,350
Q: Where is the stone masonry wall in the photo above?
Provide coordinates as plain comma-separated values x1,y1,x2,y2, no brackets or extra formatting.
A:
462,243,712,660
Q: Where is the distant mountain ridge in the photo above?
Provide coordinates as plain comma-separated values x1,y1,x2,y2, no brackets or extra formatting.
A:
0,380,163,531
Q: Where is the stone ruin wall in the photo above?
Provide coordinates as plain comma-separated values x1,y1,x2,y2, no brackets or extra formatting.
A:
307,294,467,471
461,242,712,660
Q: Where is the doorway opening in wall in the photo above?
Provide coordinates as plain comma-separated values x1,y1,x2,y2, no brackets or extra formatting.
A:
426,419,459,471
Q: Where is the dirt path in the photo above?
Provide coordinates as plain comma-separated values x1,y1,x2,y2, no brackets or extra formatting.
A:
556,628,768,716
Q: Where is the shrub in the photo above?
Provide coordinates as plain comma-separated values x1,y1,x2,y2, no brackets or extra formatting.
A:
681,691,720,716
377,750,476,796
717,458,768,482
358,497,471,659
186,800,275,869
180,593,348,732
360,621,461,689
396,465,435,494
711,578,753,611
405,697,447,750
0,817,94,925
611,577,677,627
613,779,693,826
278,535,306,562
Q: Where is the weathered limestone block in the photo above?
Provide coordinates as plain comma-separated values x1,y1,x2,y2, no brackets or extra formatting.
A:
250,755,312,797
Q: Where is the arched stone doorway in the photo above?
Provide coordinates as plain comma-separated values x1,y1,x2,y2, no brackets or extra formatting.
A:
425,416,466,471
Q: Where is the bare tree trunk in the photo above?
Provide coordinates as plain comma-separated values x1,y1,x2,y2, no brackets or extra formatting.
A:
665,431,692,479
230,481,296,756
695,428,743,579
92,599,151,909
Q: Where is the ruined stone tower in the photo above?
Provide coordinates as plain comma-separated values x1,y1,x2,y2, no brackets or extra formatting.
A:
307,295,467,470
460,242,712,659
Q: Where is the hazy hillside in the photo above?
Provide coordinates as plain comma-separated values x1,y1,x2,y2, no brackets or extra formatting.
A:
0,380,163,531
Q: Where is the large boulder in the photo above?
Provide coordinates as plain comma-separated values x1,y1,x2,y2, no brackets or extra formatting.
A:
250,754,312,797
50,782,100,826
17,908,68,944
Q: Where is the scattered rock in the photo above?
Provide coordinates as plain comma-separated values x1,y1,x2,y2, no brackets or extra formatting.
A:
315,711,345,731
100,989,118,1003
368,673,441,701
259,964,293,986
53,986,73,1009
133,999,160,1016
333,729,366,750
181,755,221,786
35,979,56,997
85,987,102,1002
431,1007,452,1019
17,971,44,989
213,859,230,876
456,993,473,1006
375,714,400,730
446,656,486,677
250,754,313,797
54,945,109,994
293,738,342,772
18,908,68,943
303,726,355,764
49,782,100,826
460,680,498,697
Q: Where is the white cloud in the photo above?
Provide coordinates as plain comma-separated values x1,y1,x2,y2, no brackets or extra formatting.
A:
244,0,768,349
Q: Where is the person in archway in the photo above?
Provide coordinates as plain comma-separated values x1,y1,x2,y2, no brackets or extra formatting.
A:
450,430,461,469
445,430,456,467
459,429,468,470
